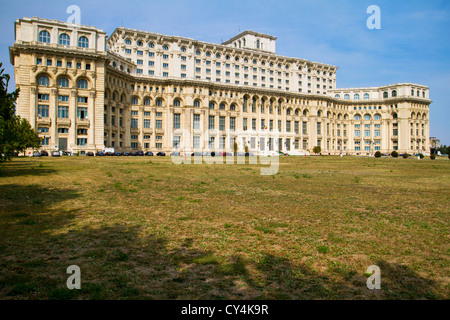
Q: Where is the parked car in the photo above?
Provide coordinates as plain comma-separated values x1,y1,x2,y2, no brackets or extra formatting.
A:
137,151,144,156
170,151,180,156
96,151,105,156
32,151,41,157
156,152,166,156
145,151,154,156
191,152,202,157
130,152,137,156
114,152,122,156
86,152,94,156
40,151,49,156
51,151,60,157
122,152,130,156
105,152,114,156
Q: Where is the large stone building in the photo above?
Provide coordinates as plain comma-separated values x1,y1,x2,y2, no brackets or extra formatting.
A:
9,17,432,155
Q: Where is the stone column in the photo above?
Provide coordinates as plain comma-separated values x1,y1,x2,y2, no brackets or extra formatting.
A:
30,87,37,129
50,88,58,149
88,91,96,148
69,90,77,151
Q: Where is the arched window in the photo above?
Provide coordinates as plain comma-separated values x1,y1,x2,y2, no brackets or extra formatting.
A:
374,114,381,120
173,99,181,107
334,94,340,98
131,97,139,105
364,114,371,121
317,110,322,117
162,45,169,50
354,94,360,100
392,113,398,119
383,92,388,98
155,98,163,106
58,77,69,88
194,100,200,107
144,98,151,106
77,79,88,89
206,51,211,57
39,31,50,43
354,114,361,121
256,39,260,49
137,40,143,46
125,39,132,45
181,46,186,52
392,90,397,97
148,42,154,48
78,36,89,48
344,94,350,100
295,109,299,116
230,103,236,111
59,33,70,46
219,103,225,110
364,93,370,100
303,110,307,116
112,93,116,101
38,75,49,86
286,109,291,116
209,102,215,109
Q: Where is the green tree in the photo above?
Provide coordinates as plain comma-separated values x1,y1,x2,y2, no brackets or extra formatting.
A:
233,141,238,154
0,62,40,162
313,146,321,154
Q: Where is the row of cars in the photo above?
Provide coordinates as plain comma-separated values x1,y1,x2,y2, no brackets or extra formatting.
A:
95,151,166,156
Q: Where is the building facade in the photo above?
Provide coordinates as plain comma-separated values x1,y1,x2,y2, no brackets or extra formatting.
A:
9,17,432,155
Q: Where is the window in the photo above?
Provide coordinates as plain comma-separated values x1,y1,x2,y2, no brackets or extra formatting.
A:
392,90,397,97
364,114,371,121
38,75,49,86
37,105,49,117
209,102,215,109
354,115,361,121
77,107,88,119
58,77,69,88
58,106,69,118
78,36,89,48
58,95,69,102
77,97,88,103
219,116,225,131
58,128,69,134
143,119,151,129
208,116,215,129
173,99,181,107
193,114,200,130
354,94,360,100
77,79,88,89
173,136,180,149
155,99,163,106
173,113,181,129
344,94,350,100
38,127,49,133
39,30,50,43
59,33,70,46
38,94,49,101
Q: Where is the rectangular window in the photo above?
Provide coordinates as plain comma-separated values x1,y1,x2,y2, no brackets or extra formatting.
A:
57,128,69,134
144,119,151,128
173,113,181,129
173,136,180,150
58,95,69,102
243,118,248,131
193,136,200,149
302,122,307,135
37,105,49,118
286,120,291,132
208,116,215,130
38,127,49,133
131,118,138,128
252,118,256,131
156,119,162,129
77,138,87,146
230,117,236,131
193,114,200,130
219,116,225,131
317,122,321,135
58,106,69,118
156,143,162,149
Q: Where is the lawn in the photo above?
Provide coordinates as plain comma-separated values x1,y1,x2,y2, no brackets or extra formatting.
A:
0,155,448,300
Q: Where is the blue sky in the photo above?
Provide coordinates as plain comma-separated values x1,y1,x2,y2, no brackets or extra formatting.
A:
1,0,449,144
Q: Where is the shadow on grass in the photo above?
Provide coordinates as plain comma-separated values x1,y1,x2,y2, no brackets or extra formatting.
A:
0,220,445,300
0,159,56,178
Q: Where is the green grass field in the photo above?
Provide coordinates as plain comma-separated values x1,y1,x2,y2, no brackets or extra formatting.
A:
0,155,448,300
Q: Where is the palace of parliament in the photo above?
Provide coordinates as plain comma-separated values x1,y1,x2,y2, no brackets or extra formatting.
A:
9,17,432,155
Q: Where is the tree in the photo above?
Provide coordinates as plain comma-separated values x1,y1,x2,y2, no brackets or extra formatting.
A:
233,141,238,154
313,146,321,154
0,62,40,162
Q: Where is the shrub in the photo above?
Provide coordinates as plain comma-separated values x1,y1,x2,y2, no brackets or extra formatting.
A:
391,151,399,158
374,151,382,158
448,154,450,160
419,153,424,159
313,146,322,154
403,153,409,159
430,154,436,160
